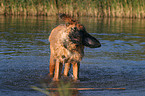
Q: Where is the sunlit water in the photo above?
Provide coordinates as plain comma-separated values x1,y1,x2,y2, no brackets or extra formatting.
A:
0,16,145,96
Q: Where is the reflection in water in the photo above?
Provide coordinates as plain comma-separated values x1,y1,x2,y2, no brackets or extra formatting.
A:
0,16,145,96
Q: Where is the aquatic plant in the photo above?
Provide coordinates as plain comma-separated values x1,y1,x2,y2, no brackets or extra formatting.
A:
0,0,144,18
31,80,74,96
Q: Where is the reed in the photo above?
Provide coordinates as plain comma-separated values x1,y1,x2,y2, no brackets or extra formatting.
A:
0,0,144,18
31,80,74,96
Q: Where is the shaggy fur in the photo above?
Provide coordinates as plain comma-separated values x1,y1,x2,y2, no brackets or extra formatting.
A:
49,14,101,81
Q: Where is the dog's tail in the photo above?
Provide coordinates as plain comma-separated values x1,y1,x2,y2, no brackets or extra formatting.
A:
59,13,77,24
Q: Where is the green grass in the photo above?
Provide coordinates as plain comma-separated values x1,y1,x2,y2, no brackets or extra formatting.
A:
31,80,74,96
0,0,144,18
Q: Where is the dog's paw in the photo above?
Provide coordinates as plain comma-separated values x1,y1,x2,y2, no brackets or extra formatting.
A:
52,78,60,82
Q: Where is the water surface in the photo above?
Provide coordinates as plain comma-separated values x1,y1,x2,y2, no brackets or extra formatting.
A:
0,16,145,96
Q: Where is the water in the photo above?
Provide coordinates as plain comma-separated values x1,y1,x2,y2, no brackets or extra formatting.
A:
0,16,145,96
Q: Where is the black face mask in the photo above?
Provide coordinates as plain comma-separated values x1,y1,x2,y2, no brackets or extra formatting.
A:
69,27,101,48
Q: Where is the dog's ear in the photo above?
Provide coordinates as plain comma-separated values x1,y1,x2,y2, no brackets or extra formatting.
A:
83,33,101,48
59,13,77,24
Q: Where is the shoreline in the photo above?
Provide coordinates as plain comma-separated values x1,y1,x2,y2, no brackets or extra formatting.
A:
0,0,144,19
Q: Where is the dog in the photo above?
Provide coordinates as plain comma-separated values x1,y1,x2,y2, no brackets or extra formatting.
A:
49,14,101,81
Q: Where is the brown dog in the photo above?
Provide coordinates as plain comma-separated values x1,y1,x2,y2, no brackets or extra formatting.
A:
49,14,101,81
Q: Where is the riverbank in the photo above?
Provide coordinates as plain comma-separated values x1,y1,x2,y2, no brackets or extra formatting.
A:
0,0,144,18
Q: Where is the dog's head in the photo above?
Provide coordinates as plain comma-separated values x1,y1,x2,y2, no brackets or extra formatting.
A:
59,13,101,48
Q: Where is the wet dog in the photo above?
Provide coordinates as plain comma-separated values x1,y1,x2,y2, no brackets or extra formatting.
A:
49,14,101,81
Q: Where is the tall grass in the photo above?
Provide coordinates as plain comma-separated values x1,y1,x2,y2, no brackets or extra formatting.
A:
0,0,144,18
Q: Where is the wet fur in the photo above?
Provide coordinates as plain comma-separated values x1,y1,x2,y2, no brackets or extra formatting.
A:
49,14,101,81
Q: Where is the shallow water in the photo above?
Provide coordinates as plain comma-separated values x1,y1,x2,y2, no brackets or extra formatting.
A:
0,16,145,96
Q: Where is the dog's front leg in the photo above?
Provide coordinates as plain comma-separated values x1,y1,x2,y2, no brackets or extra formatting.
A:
64,63,71,76
49,54,55,77
53,59,61,81
73,62,80,81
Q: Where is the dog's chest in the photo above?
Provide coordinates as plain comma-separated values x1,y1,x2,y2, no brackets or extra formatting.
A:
58,30,84,63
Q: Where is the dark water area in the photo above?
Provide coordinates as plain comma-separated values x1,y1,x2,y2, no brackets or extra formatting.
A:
0,16,145,96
